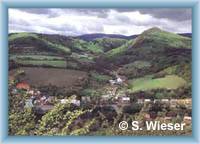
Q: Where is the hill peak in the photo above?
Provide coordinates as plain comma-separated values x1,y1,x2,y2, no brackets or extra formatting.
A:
143,27,162,34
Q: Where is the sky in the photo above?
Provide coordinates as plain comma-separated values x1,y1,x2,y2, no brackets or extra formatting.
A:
9,8,192,36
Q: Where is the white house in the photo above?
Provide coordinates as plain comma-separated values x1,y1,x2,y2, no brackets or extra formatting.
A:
137,99,144,104
60,99,80,106
153,99,161,103
161,99,169,102
119,96,130,104
60,99,68,104
116,77,123,84
109,80,116,85
144,99,151,102
71,99,81,106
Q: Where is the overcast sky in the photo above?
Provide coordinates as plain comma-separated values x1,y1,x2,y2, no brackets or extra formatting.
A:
9,8,192,36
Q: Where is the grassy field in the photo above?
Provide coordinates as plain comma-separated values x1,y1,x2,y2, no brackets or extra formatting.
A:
11,67,88,89
128,75,187,92
16,60,66,68
10,55,65,61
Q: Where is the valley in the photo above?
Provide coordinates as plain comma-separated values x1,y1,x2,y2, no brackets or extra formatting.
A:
8,27,192,136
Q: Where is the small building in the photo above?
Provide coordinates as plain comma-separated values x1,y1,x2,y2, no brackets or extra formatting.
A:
170,99,178,108
119,96,130,104
27,90,34,95
153,99,161,103
25,99,34,108
60,98,80,106
183,116,192,121
60,99,68,104
144,113,151,119
183,116,192,124
116,77,123,84
11,89,18,94
71,99,81,106
137,99,144,104
81,96,91,102
101,94,110,100
109,80,116,85
144,99,151,103
161,99,169,103
16,82,30,90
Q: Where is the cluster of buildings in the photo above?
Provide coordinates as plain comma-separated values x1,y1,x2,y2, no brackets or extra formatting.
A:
137,98,192,108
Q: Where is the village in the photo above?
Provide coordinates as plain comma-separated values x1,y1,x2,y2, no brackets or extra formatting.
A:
10,72,192,126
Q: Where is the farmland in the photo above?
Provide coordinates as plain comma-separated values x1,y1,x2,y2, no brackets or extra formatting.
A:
8,27,192,136
128,75,187,92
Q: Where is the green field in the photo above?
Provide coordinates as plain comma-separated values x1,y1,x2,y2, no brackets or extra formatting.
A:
128,75,187,92
16,60,66,68
10,55,65,61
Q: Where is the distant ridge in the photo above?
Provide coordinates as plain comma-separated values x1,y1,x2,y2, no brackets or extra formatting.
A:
75,33,138,41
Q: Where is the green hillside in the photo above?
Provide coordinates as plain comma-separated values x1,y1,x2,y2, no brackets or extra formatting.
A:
132,27,191,50
9,33,71,55
128,75,187,93
93,37,127,52
105,40,134,58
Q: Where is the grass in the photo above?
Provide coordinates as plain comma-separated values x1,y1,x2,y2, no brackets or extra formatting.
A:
71,39,104,54
90,71,112,83
9,33,39,41
128,75,187,92
10,55,64,61
16,60,66,68
71,53,94,63
9,33,71,55
93,38,127,51
15,59,80,69
105,40,134,58
134,27,191,50
123,61,151,69
44,39,71,54
157,63,191,82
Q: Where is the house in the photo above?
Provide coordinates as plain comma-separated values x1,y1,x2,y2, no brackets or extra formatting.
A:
60,97,81,106
16,82,30,90
101,94,110,102
183,116,192,124
116,77,123,84
144,113,151,119
183,116,192,121
177,98,192,105
27,90,34,95
119,96,130,104
137,99,144,104
153,99,161,103
161,99,169,103
109,80,116,85
60,99,68,104
81,96,91,102
11,88,18,94
44,96,54,104
25,99,34,108
170,99,178,108
144,99,151,103
109,75,125,85
71,99,81,106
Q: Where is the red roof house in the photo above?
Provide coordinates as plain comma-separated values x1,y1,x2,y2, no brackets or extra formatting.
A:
16,82,30,90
